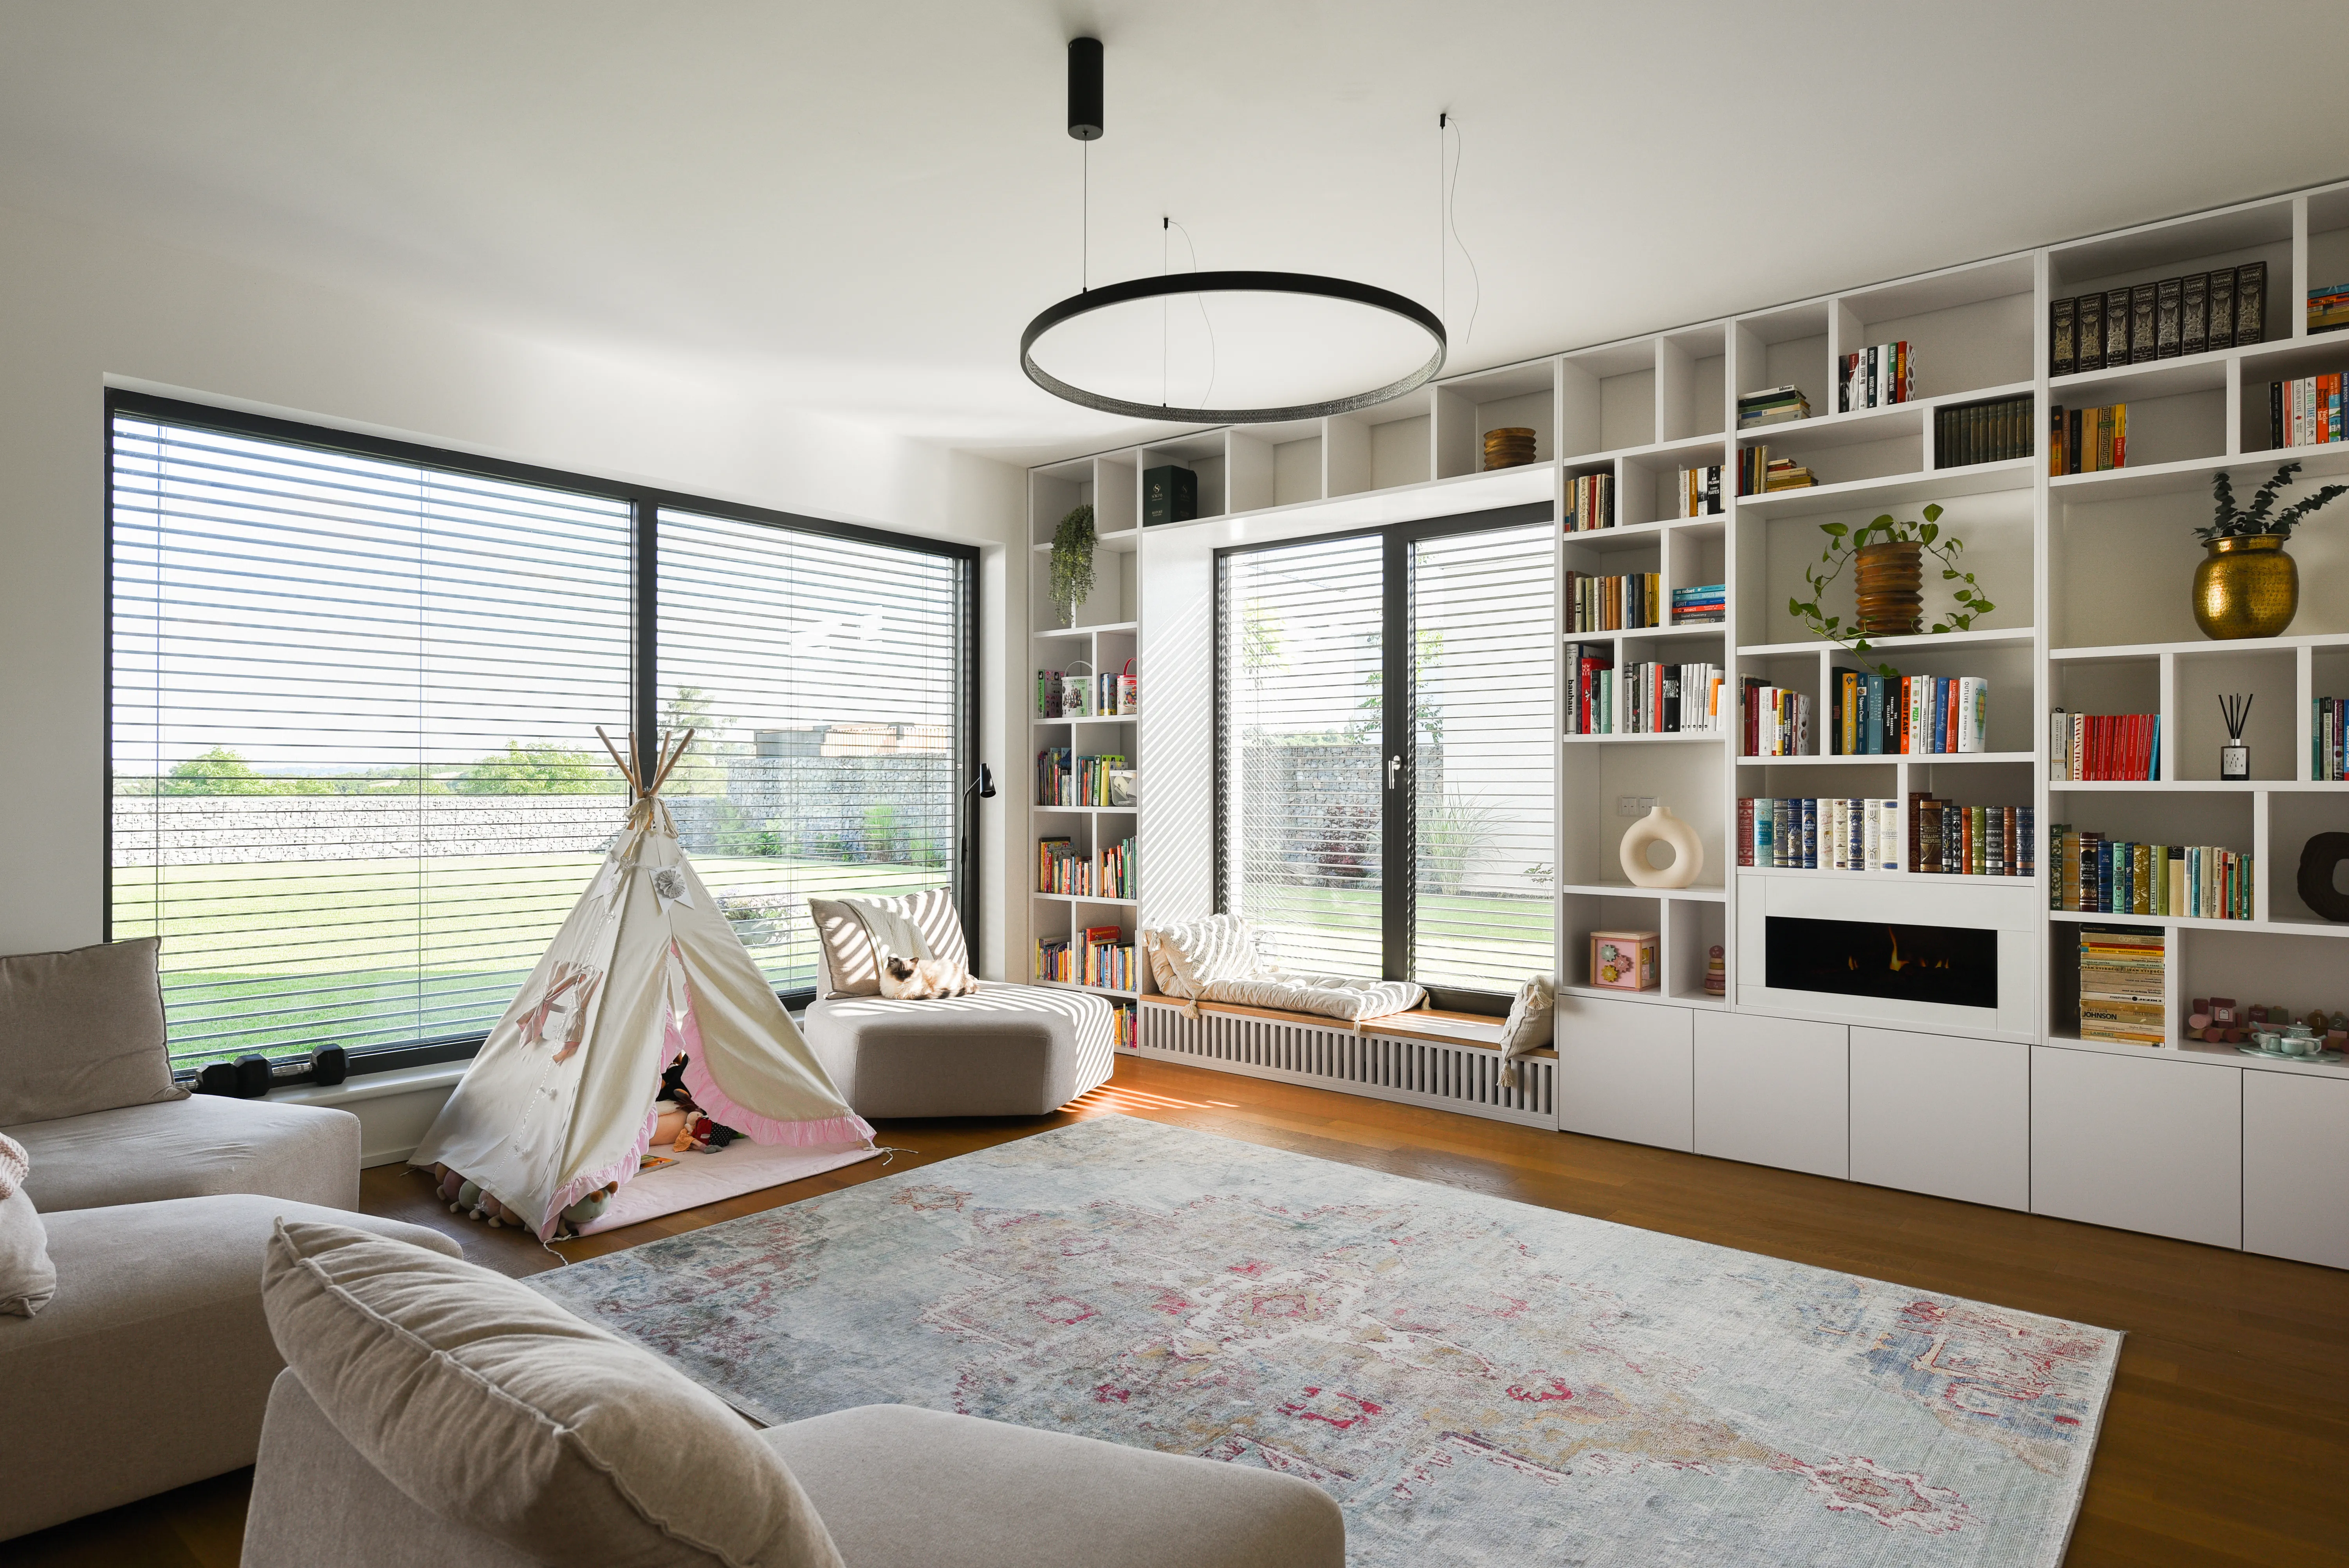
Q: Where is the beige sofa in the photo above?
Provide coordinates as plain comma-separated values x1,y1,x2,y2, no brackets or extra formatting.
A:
0,938,456,1541
243,1221,1345,1568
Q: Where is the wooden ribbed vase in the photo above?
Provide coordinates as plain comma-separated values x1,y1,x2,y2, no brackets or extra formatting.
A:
1854,541,1923,637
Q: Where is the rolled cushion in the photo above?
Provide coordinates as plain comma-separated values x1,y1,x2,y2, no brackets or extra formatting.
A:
0,1133,54,1317
807,888,968,998
9,1093,360,1214
0,938,184,1126
1146,915,1269,997
261,1218,843,1568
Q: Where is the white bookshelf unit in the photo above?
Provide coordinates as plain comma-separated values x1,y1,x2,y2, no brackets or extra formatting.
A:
1027,178,2349,1271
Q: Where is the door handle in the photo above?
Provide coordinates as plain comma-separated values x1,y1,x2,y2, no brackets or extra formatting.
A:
1387,754,1402,790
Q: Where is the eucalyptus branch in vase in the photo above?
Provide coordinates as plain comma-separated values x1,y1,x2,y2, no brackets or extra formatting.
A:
1784,503,1993,678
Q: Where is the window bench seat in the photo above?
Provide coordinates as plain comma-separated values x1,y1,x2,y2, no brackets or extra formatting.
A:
1135,997,1555,1128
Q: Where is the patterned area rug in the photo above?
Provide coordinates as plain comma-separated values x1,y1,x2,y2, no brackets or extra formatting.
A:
531,1115,2118,1567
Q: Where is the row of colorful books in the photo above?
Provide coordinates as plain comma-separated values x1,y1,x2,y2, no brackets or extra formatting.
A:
1035,927,1136,990
2317,697,2349,781
1737,444,1815,495
1911,799,2034,877
1111,1003,1137,1049
1740,679,1814,757
2312,283,2349,336
1036,749,1136,807
2049,263,2266,376
1565,471,1616,532
2078,927,2165,1047
1674,465,1725,517
1036,835,1137,899
1738,797,1900,871
2050,828,2252,918
1566,570,1661,632
1935,395,2033,469
2048,403,2127,473
2050,712,2159,781
1838,342,1913,411
1035,669,1137,718
2268,375,2346,448
1831,672,1990,755
1736,384,1811,428
1671,583,1725,625
1566,650,1722,736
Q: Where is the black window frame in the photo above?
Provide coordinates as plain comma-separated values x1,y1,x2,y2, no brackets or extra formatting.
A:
1212,500,1551,1013
104,389,980,1083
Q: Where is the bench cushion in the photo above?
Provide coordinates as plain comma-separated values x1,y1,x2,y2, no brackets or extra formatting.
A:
804,983,1114,1118
0,938,185,1126
1198,973,1425,1022
0,1196,457,1541
7,1093,361,1214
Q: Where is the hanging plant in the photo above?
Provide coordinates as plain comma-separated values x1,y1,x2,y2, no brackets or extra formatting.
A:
1786,503,1994,678
1048,503,1097,626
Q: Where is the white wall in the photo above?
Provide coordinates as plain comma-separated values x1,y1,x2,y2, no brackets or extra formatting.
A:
0,200,1027,979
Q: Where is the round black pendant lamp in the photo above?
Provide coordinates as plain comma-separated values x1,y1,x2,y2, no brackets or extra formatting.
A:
1020,38,1447,424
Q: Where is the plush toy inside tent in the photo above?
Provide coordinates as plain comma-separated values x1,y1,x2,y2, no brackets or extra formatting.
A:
411,730,878,1240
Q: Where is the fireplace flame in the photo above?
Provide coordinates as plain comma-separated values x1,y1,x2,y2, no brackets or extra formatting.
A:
1886,928,1906,972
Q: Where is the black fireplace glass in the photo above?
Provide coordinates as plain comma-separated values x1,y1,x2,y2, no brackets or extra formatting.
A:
1765,916,1997,1010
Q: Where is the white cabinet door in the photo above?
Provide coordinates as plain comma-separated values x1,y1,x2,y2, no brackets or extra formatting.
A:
2031,1046,2241,1249
2243,1069,2349,1271
1555,994,1692,1151
1693,1013,1849,1178
1850,1028,2030,1211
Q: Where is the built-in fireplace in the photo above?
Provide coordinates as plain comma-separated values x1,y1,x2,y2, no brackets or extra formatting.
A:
1764,916,1998,1011
1736,871,2038,1037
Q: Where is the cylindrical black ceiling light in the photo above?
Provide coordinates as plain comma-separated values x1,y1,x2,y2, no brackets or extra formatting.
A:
1066,37,1102,141
1021,36,1446,424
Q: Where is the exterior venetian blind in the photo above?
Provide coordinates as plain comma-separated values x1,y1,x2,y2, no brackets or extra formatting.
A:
1217,533,1387,978
1407,524,1555,990
108,413,634,1070
654,508,971,996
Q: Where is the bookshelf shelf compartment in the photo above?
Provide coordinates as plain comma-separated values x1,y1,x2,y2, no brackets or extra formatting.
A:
1733,457,2036,521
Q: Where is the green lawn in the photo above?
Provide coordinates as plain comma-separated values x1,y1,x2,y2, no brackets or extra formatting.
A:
1247,883,1553,993
115,852,943,1069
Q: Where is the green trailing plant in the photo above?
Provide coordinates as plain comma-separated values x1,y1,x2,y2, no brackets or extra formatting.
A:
2199,462,2348,541
1786,503,1994,678
1048,503,1097,622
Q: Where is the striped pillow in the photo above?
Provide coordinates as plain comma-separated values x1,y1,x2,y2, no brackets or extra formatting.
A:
807,888,969,998
1147,915,1269,998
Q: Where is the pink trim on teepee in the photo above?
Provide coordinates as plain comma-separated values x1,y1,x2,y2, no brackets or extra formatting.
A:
541,1102,660,1243
680,1049,875,1149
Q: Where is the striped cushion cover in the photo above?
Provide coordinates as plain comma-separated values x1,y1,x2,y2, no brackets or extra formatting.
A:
1198,974,1425,1023
807,888,969,998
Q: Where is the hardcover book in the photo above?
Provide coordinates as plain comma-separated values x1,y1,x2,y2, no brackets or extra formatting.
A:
2076,291,2105,372
2208,266,2236,350
2181,271,2208,355
2051,296,2077,377
2237,259,2266,344
2155,276,2182,357
2129,282,2158,363
2104,288,2134,364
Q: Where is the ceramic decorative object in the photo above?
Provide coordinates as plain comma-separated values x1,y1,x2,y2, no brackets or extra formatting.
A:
2192,534,2297,639
2297,832,2349,922
1853,540,1924,637
1620,804,1703,888
1704,944,1726,997
1482,426,1537,471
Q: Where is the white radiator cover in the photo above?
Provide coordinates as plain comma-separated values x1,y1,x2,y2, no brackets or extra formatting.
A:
1136,1005,1556,1128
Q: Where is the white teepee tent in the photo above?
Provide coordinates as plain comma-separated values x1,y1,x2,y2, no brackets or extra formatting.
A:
412,730,872,1241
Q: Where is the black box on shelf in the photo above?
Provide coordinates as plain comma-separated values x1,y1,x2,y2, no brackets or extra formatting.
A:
1142,465,1197,527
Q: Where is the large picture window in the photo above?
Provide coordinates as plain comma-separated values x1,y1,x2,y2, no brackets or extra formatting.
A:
107,395,974,1075
1216,506,1553,997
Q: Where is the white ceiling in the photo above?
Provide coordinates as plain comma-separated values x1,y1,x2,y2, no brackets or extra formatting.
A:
3,1,2342,465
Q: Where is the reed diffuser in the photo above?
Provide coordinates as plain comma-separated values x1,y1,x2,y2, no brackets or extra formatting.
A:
2219,692,2253,781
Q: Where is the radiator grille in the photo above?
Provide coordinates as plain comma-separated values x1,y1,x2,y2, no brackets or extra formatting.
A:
1137,1006,1555,1128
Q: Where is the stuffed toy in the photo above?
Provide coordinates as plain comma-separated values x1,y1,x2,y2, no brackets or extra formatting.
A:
653,1053,743,1151
560,1182,619,1233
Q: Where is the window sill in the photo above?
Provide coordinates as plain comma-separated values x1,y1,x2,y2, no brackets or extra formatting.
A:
266,1061,469,1110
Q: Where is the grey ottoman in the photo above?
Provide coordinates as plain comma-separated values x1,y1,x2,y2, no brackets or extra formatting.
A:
803,982,1116,1119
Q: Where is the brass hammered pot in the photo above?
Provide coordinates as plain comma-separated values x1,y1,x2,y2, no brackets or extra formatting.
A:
2193,534,2298,639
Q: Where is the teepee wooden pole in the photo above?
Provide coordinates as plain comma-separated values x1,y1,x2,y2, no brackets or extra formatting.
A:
595,726,642,798
648,728,696,798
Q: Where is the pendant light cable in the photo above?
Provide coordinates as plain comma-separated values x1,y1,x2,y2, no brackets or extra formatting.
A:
1443,113,1481,353
1165,217,1215,409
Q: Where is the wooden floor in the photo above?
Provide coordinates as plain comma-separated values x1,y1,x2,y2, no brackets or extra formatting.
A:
14,1054,2348,1566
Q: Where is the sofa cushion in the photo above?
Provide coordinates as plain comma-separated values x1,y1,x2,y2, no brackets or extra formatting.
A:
262,1219,843,1568
0,1133,54,1317
0,938,184,1126
0,1195,458,1542
808,888,968,998
765,1404,1345,1568
8,1093,360,1214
